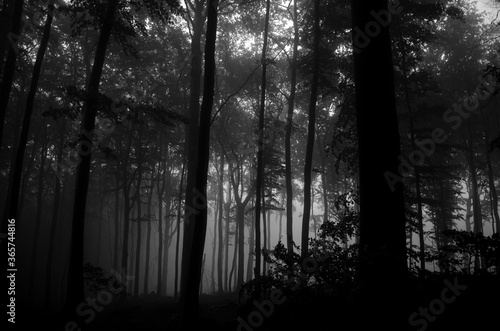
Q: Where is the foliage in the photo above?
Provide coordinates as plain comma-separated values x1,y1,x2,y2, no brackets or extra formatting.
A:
239,194,359,303
83,263,128,297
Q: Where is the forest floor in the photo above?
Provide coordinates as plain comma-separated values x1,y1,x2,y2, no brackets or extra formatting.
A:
18,273,500,331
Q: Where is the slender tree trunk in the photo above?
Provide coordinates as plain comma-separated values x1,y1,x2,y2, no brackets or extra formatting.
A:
66,0,119,313
181,0,218,327
211,191,217,293
143,182,154,294
262,199,267,276
174,153,186,298
156,142,166,295
228,219,238,292
285,0,299,256
247,210,255,282
255,0,271,279
134,136,143,297
301,0,320,259
217,153,224,292
224,185,231,292
162,167,172,296
236,204,245,289
114,173,121,271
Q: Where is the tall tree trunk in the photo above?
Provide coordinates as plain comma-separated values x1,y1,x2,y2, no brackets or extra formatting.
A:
174,153,186,298
133,135,143,297
66,0,119,313
181,0,218,327
301,0,320,259
162,167,172,296
255,0,271,279
262,198,267,276
143,181,154,294
247,209,255,282
114,173,121,271
180,0,204,305
0,0,23,149
285,0,298,257
224,185,231,292
236,204,245,289
217,153,224,292
156,142,166,295
210,190,218,293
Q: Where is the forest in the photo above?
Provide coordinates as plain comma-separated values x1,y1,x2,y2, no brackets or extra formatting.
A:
1,0,500,330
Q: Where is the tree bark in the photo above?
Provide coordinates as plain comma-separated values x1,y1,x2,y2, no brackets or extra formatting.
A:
181,0,218,327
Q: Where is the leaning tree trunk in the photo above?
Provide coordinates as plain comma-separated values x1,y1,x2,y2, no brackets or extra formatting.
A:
66,0,119,314
301,0,320,259
181,0,218,328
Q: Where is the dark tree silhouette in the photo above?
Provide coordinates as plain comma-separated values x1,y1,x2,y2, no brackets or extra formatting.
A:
66,0,119,315
181,0,218,328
